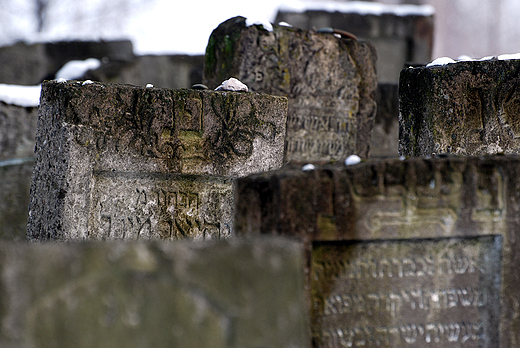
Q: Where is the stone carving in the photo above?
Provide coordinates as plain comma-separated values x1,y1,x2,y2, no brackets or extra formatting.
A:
27,81,287,241
204,16,377,162
400,59,520,156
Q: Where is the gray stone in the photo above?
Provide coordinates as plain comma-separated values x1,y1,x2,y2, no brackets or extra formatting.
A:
371,83,399,157
0,237,310,348
27,81,287,241
204,16,377,162
235,155,520,347
84,55,205,89
275,4,434,83
399,59,520,157
0,101,38,161
0,159,33,241
0,40,134,85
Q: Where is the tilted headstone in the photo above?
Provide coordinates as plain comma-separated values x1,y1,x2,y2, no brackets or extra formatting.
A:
27,81,287,241
0,237,310,348
400,59,520,157
204,16,377,162
274,1,435,84
235,156,520,347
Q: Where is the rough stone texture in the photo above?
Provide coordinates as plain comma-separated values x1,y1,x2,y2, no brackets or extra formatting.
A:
0,40,134,85
0,237,310,348
275,8,434,83
400,59,520,157
371,83,399,157
0,160,33,241
84,55,204,89
0,101,38,161
27,81,287,241
235,155,520,347
204,16,377,162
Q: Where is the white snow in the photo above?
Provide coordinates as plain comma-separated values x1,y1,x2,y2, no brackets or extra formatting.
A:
278,1,435,17
498,53,520,60
426,57,456,67
302,163,315,171
0,84,41,107
278,21,292,27
82,80,94,86
345,155,361,166
146,84,154,88
246,17,273,32
55,58,101,81
215,78,249,92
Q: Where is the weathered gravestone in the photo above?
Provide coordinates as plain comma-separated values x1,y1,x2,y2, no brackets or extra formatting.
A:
400,59,520,157
235,156,520,347
0,237,310,348
27,81,287,241
204,16,377,162
274,1,435,84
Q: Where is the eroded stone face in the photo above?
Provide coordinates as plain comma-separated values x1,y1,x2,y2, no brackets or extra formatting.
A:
400,59,520,157
27,81,287,241
0,238,310,348
234,156,520,347
204,16,377,162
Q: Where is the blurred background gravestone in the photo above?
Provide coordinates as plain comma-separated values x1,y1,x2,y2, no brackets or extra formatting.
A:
27,81,287,241
400,58,520,157
234,156,520,347
204,16,377,162
0,237,310,348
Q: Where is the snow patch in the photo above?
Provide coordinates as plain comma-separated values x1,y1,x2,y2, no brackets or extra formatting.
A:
426,57,456,67
345,155,361,166
246,17,273,32
0,84,41,107
82,80,94,86
55,58,101,81
498,53,520,60
215,78,249,92
278,21,292,27
278,1,435,17
302,163,315,171
146,84,154,88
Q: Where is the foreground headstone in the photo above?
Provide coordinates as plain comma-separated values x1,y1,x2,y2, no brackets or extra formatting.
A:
400,59,520,157
0,237,309,348
204,16,377,162
27,81,287,241
235,156,520,347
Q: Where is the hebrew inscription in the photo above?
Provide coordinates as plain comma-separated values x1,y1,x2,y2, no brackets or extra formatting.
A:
311,236,501,347
88,171,233,240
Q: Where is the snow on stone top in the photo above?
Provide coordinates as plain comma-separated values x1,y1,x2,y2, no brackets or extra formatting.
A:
426,53,520,68
278,0,435,17
246,17,273,32
426,57,456,67
215,78,249,92
0,84,41,107
55,58,101,81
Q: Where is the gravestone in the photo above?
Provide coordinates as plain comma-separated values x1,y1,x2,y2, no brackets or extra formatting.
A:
84,54,205,90
204,16,377,162
400,59,520,157
27,81,287,241
0,237,310,348
235,156,520,347
274,2,435,84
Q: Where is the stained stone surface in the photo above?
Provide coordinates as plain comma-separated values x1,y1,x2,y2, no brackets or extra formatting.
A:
235,155,520,347
0,237,310,348
204,16,377,162
27,81,287,241
400,59,520,157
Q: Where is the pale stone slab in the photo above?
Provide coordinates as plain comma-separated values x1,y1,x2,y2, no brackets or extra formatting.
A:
27,81,287,241
235,156,520,347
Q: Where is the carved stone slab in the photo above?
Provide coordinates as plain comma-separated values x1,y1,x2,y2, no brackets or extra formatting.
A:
235,156,520,347
400,59,520,157
27,81,287,241
204,17,377,162
0,237,310,348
